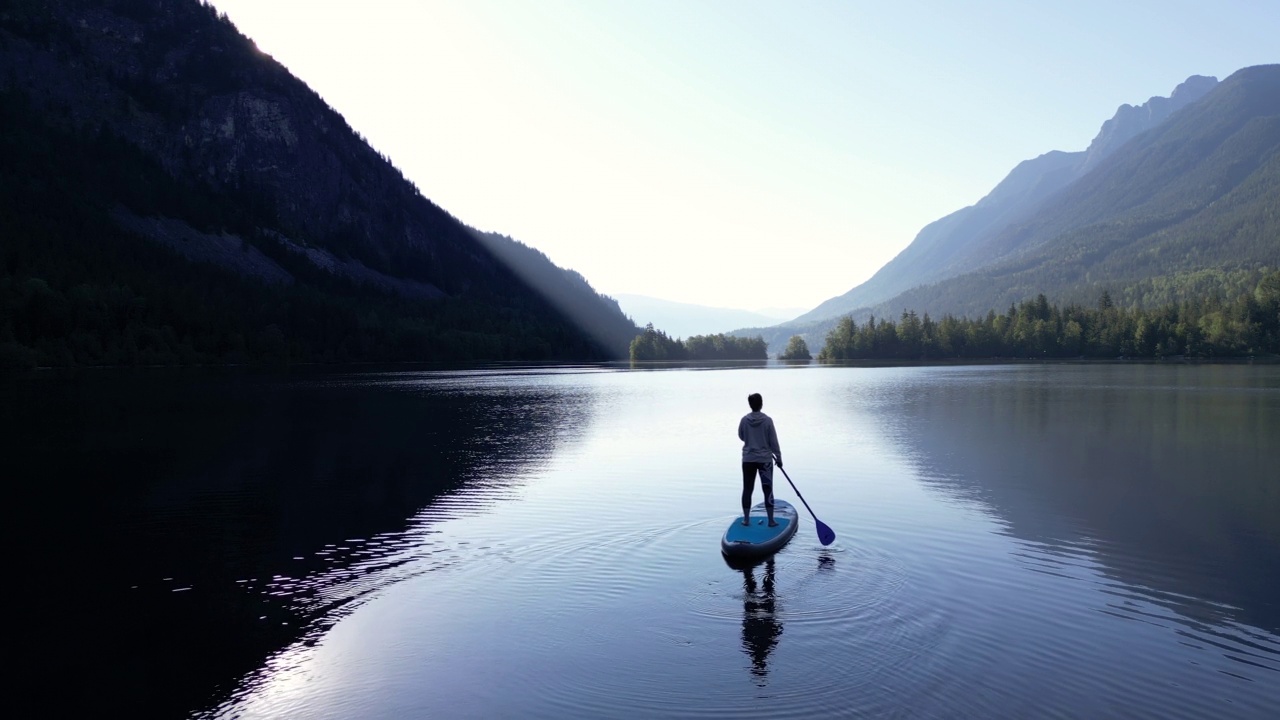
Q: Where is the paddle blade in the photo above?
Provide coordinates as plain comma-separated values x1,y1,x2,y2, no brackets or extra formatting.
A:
816,520,836,546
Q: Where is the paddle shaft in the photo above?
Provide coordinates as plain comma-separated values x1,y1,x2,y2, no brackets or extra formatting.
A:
776,463,836,545
776,465,819,521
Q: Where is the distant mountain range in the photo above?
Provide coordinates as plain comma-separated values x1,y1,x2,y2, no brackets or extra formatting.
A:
0,0,639,367
3,2,1275,367
611,294,804,339
741,66,1280,354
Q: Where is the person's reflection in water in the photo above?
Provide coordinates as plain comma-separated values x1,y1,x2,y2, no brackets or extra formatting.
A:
740,557,783,686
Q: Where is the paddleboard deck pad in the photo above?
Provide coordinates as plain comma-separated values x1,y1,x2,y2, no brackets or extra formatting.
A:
721,499,799,561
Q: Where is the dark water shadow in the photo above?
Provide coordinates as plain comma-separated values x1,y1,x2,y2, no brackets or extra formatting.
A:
3,367,598,718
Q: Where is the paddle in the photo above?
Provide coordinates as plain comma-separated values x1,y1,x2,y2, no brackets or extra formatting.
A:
776,464,836,546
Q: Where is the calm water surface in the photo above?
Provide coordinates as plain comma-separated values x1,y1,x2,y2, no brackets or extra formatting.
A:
8,363,1279,718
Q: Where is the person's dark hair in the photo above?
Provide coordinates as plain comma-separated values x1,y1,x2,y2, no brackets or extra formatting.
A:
747,393,763,412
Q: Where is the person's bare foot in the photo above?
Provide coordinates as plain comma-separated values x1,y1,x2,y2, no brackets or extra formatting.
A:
742,518,751,526
768,520,779,527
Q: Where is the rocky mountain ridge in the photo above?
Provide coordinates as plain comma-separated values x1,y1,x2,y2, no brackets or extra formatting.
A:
742,66,1278,354
796,74,1220,326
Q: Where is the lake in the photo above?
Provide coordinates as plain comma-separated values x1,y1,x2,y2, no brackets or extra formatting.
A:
7,362,1279,718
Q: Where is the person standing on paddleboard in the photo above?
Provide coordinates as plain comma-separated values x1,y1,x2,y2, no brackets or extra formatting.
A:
738,393,782,527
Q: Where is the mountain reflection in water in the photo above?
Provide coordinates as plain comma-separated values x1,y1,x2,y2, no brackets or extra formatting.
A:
8,363,1276,719
881,365,1279,637
7,367,599,718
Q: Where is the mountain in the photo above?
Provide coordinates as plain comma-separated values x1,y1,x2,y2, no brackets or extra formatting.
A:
611,294,801,339
797,75,1220,325
746,66,1278,354
885,65,1280,316
0,0,639,368
754,305,809,320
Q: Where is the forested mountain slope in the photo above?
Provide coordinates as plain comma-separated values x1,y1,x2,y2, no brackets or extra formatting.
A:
798,75,1219,325
0,0,638,368
745,66,1278,355
880,64,1280,319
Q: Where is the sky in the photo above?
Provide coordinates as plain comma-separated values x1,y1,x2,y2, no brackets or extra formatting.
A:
205,0,1277,312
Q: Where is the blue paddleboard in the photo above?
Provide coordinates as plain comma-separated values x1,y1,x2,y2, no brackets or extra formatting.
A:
721,499,799,561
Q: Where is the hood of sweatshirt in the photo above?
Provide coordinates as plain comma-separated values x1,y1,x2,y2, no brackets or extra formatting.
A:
744,412,767,426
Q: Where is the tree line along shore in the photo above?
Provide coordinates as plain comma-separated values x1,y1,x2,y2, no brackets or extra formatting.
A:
630,270,1280,363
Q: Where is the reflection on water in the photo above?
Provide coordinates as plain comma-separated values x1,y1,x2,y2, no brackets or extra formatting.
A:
862,364,1280,715
7,363,1278,719
4,367,599,718
739,558,782,685
888,365,1280,635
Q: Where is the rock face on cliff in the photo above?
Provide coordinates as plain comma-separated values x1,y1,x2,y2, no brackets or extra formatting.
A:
1079,75,1219,173
0,0,639,366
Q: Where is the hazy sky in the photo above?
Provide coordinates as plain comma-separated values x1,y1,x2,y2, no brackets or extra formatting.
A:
206,0,1277,311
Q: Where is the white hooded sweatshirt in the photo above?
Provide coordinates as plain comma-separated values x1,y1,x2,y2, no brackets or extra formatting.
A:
738,411,781,465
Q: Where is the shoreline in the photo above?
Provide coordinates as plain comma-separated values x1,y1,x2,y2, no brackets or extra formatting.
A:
5,353,1278,379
